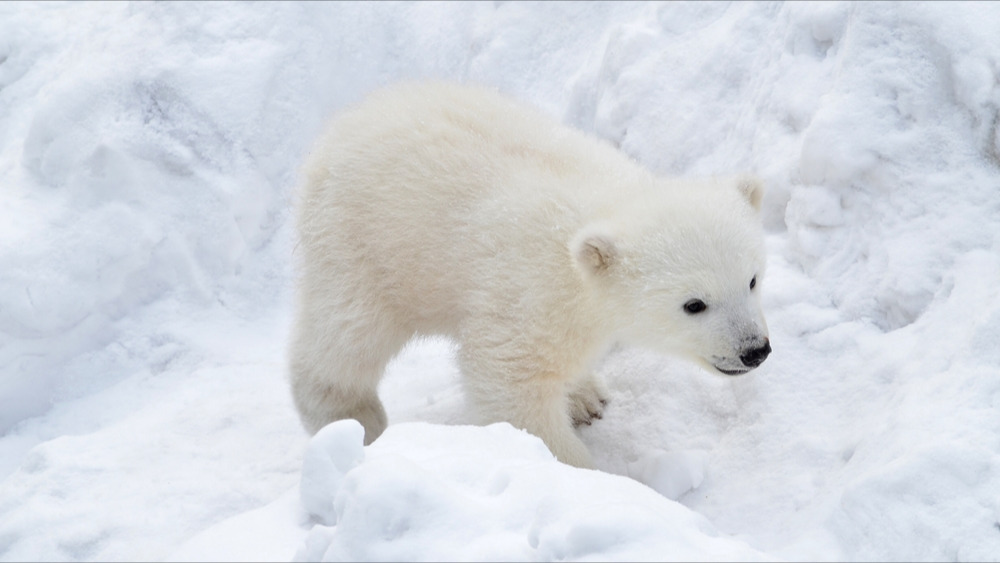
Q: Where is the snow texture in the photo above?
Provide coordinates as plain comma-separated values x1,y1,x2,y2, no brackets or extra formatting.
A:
2,2,1000,561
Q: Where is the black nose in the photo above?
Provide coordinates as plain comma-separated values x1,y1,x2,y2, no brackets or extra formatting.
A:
740,340,771,368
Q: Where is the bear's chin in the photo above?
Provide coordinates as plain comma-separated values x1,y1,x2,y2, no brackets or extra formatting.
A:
692,356,751,376
713,366,752,376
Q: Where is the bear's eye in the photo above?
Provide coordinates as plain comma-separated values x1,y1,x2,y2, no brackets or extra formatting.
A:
750,276,757,290
683,299,707,315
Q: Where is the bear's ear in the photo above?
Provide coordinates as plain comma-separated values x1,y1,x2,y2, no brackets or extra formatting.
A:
572,227,617,276
737,175,764,212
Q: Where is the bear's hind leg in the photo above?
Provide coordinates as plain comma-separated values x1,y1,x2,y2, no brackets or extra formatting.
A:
288,302,411,445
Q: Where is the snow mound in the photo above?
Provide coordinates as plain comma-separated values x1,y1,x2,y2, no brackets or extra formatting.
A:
294,421,768,562
627,449,708,501
299,419,366,526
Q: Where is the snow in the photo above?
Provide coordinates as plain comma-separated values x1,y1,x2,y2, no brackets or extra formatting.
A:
299,419,366,527
289,421,768,562
2,1,999,561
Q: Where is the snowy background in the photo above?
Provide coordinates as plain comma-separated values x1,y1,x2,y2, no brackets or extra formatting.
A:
2,1,1000,561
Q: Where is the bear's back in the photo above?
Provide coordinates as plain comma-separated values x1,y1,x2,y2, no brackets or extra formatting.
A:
304,81,647,212
295,82,653,329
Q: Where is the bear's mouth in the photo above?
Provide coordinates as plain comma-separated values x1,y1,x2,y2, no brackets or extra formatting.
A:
714,366,751,376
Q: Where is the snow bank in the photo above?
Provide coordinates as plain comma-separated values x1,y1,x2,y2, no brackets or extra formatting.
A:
0,1,306,436
295,420,767,562
2,2,1000,562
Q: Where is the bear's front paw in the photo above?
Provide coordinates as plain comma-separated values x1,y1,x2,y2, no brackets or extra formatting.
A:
568,374,609,427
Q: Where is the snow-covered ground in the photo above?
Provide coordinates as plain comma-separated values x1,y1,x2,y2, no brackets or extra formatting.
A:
2,1,1000,561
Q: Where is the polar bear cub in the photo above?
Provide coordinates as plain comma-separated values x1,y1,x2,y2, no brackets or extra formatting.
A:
289,81,770,469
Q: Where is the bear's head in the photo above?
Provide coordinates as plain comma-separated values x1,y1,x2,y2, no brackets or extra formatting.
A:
573,175,770,376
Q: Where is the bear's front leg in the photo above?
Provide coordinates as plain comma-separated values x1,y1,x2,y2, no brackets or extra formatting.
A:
568,371,610,427
458,343,594,469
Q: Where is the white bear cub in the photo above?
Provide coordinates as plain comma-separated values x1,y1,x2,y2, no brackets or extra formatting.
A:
289,81,770,469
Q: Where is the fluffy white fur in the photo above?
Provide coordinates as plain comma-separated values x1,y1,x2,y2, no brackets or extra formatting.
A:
289,81,769,468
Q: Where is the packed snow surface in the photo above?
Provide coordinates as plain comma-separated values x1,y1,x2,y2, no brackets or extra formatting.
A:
2,2,1000,561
